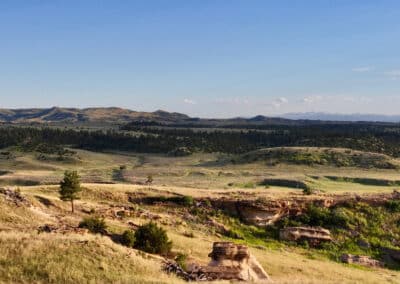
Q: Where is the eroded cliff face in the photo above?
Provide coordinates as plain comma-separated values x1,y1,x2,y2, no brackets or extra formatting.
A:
209,191,400,228
280,226,332,246
210,197,334,227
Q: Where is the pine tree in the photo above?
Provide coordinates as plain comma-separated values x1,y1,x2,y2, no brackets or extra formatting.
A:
59,170,81,213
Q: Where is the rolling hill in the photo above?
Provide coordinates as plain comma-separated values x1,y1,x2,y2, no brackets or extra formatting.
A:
0,107,189,124
1,107,399,127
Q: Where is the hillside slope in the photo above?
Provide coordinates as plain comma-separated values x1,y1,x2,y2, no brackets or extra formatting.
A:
0,107,189,124
1,184,400,284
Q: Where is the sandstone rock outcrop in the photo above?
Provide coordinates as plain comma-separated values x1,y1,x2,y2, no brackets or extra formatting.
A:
280,226,332,246
163,261,208,282
38,223,89,235
189,242,270,282
0,188,30,206
211,197,334,227
341,254,384,268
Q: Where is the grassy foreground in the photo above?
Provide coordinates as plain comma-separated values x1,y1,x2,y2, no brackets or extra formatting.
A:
1,147,400,283
0,232,182,284
0,183,398,283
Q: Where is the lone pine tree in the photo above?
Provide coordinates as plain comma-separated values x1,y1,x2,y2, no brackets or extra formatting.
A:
59,170,81,213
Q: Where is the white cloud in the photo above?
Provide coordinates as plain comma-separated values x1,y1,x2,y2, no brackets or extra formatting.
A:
272,97,288,108
384,70,400,80
302,95,323,104
352,66,373,73
213,97,250,105
277,97,288,104
262,97,289,110
183,98,197,105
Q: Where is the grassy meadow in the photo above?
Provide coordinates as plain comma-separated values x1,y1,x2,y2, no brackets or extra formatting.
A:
1,146,400,283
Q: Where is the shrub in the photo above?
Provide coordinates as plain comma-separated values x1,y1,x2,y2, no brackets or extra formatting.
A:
243,182,255,189
175,253,188,270
134,222,172,255
224,228,245,240
78,216,107,234
181,195,194,206
204,199,212,207
298,204,350,228
303,187,314,195
146,175,153,184
385,200,400,213
121,230,136,247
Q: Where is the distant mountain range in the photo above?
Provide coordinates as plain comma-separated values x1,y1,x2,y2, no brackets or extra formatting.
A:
282,112,400,123
0,107,189,124
0,107,399,125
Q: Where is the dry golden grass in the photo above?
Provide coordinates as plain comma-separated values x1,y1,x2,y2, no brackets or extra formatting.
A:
167,229,400,284
2,182,400,283
3,148,400,195
2,148,400,283
0,231,183,284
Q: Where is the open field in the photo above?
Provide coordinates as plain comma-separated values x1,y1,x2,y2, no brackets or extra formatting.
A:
2,147,400,193
2,147,400,283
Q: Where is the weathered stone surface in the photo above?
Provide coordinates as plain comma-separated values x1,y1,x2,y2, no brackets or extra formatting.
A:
211,197,334,227
280,226,332,246
341,254,384,268
95,206,134,219
38,224,89,235
0,188,30,206
163,261,208,282
210,190,400,229
192,242,270,282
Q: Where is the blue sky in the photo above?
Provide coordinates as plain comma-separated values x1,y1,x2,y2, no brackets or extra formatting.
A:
1,0,400,117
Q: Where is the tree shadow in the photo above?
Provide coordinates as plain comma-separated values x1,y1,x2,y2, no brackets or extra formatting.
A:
35,195,55,207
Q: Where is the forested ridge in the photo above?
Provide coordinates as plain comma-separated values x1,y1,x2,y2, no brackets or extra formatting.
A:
1,122,400,156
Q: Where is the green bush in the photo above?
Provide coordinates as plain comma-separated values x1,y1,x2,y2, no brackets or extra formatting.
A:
298,204,350,228
78,216,107,234
175,253,188,270
243,182,255,189
303,187,314,195
121,230,136,247
385,200,400,213
224,228,245,239
181,195,194,206
134,222,172,255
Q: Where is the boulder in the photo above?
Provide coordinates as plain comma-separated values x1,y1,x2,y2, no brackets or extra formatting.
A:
280,226,332,246
199,242,270,282
341,254,384,268
0,188,30,206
